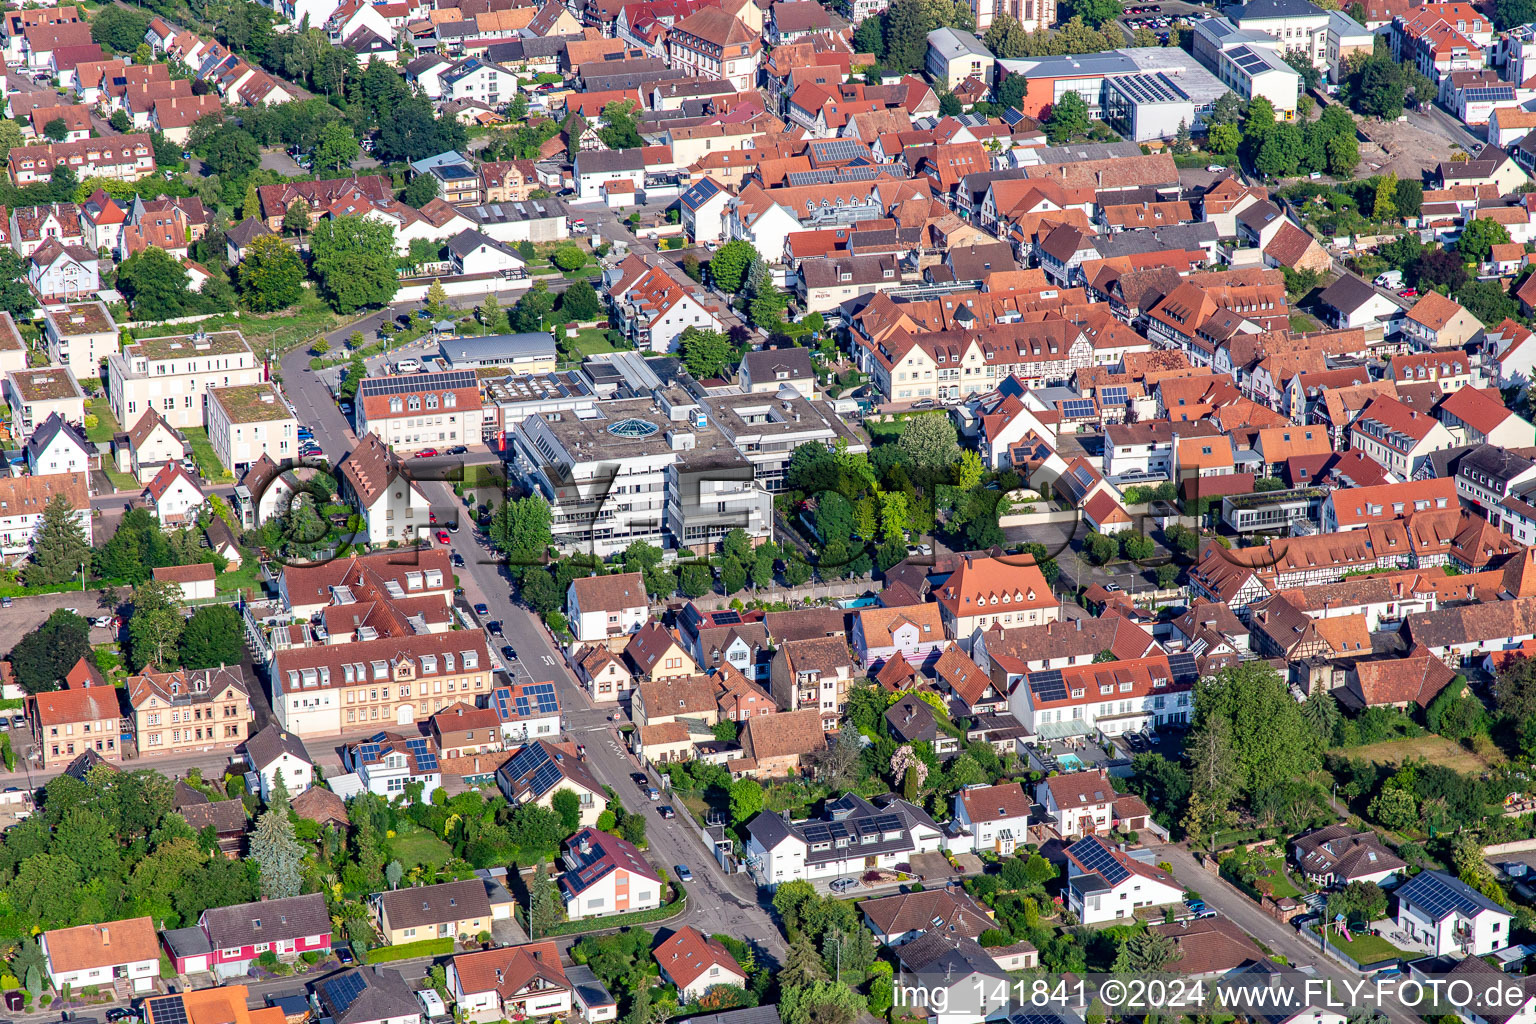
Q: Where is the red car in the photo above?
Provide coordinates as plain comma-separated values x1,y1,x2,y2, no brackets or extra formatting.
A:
1398,288,1419,298
415,448,439,458
436,530,451,544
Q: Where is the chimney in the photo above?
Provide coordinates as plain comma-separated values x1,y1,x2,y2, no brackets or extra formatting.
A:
579,836,591,855
1098,767,1108,780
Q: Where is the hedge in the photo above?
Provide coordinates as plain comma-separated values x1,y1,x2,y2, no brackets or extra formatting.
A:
536,880,687,937
364,938,455,963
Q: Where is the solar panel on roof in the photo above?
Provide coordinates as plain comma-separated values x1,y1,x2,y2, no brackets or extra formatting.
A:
1061,399,1096,417
803,824,831,843
325,972,367,1016
1167,652,1199,682
713,611,742,625
505,744,546,780
359,369,476,398
1101,386,1129,404
405,737,439,774
1071,836,1130,884
1030,669,1068,702
874,814,903,832
527,759,562,795
149,996,188,1024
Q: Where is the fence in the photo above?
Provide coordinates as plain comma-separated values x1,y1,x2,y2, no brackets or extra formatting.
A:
657,579,870,613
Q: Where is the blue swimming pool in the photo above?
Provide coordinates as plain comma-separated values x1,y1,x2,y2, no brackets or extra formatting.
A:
839,596,879,609
1057,753,1085,771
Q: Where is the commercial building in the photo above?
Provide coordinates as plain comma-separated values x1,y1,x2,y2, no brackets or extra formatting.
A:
107,329,262,431
355,369,485,456
206,383,299,476
511,390,772,556
438,333,558,373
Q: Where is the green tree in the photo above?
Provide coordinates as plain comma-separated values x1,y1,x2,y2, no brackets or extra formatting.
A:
558,278,603,320
596,101,643,149
0,248,32,318
1084,531,1118,565
128,578,186,671
679,327,738,379
1113,930,1178,972
180,605,245,669
310,215,398,312
42,118,68,143
938,91,963,116
91,5,152,52
489,495,553,562
401,174,439,208
897,414,961,468
237,234,305,312
1193,662,1321,801
479,293,508,333
1255,122,1304,177
118,247,194,319
1061,0,1122,23
680,563,712,598
9,609,91,693
25,494,90,586
314,118,360,172
729,778,764,823
250,802,304,899
1208,122,1241,155
1243,96,1277,146
1300,688,1341,742
551,788,581,832
550,244,587,272
282,199,312,236
1368,787,1417,831
195,124,261,181
882,0,939,70
709,240,758,292
983,13,1028,57
1456,279,1519,326
1396,178,1423,217
1459,216,1511,263
1045,91,1091,144
781,979,865,1024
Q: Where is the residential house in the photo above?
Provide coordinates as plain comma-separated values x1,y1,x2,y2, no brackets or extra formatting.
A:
341,731,444,802
1292,825,1406,887
743,793,944,887
430,703,503,759
24,412,91,479
1403,292,1484,350
859,888,995,946
42,302,117,382
490,682,562,746
242,723,314,801
950,782,1032,856
559,827,664,920
654,928,746,1004
207,383,298,475
768,637,855,729
197,893,331,976
334,433,433,545
143,462,204,525
315,968,422,1024
41,918,159,993
448,942,573,1024
496,741,606,828
127,665,251,756
935,555,1058,653
30,658,120,770
737,707,827,777
1064,835,1184,924
1394,869,1513,955
1036,768,1155,839
375,879,493,945
851,603,947,668
568,573,650,643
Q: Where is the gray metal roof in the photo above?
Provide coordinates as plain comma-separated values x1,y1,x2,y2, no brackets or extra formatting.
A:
441,332,556,366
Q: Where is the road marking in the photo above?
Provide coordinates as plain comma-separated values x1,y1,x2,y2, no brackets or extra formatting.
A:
540,655,555,666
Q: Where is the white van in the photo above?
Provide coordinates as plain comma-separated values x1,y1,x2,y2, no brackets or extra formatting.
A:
396,358,421,373
1373,270,1403,289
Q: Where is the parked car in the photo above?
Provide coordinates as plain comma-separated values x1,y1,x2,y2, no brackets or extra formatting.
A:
336,947,355,965
473,602,490,617
830,877,858,893
1,596,11,608
106,1009,137,1022
415,448,439,458
674,864,693,881
646,786,660,801
450,552,465,567
657,805,676,819
631,772,648,788
502,645,518,662
436,530,451,544
446,445,468,455
486,621,504,638
339,402,353,416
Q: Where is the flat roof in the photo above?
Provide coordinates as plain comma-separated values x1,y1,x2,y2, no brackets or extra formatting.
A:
128,329,252,361
8,367,83,402
211,383,293,424
46,301,114,336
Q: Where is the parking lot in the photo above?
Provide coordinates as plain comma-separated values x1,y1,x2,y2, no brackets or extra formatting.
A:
1119,0,1214,38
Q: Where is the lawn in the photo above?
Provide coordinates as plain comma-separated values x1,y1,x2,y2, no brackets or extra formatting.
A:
86,397,119,443
1315,925,1404,967
104,468,139,494
182,427,231,483
1289,313,1321,332
135,289,343,358
389,824,453,870
560,328,616,358
1336,735,1503,774
215,552,262,597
